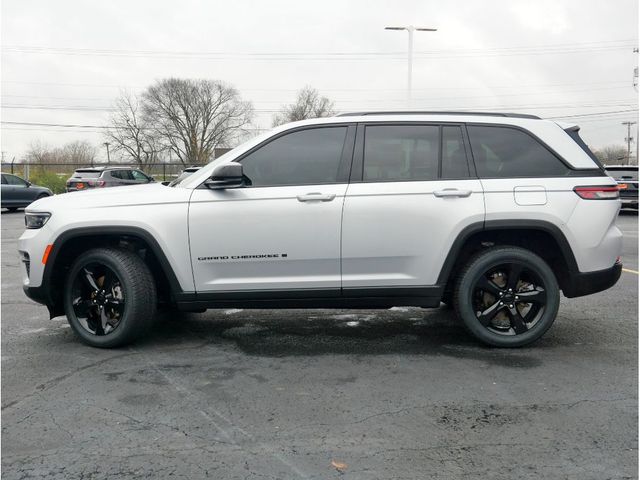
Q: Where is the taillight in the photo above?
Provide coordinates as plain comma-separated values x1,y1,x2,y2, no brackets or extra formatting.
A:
618,183,628,190
573,185,619,200
87,180,106,187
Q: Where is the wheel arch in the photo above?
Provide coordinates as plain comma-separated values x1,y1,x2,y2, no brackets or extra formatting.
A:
438,220,579,296
43,226,184,317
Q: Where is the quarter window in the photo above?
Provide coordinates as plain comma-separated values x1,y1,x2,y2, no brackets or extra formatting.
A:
241,127,348,187
363,125,439,182
467,125,568,178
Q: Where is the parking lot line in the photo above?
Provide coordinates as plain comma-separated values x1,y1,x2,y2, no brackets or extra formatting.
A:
622,268,639,274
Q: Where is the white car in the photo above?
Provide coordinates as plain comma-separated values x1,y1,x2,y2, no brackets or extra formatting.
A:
19,112,623,348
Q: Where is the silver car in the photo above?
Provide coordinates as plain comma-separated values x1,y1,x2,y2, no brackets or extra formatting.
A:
66,167,154,192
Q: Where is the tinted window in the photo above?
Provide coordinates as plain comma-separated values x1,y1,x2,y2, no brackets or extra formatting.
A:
132,170,150,181
605,168,638,181
364,125,439,182
241,127,347,187
468,126,568,177
1,175,6,185
4,174,27,186
111,170,134,180
442,126,470,179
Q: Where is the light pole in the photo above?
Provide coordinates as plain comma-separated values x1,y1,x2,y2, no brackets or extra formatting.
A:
103,142,111,165
385,25,437,108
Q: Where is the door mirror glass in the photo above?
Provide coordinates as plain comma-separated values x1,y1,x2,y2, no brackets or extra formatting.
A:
205,163,245,189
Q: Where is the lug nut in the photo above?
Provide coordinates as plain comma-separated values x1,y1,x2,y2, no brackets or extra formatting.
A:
509,304,514,308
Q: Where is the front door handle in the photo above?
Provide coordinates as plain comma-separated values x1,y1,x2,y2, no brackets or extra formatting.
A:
297,192,336,202
433,188,472,198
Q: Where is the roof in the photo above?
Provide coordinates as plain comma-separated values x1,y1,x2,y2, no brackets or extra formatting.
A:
337,111,541,119
74,166,136,172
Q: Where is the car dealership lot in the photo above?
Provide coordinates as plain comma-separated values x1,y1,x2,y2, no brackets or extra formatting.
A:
1,211,637,479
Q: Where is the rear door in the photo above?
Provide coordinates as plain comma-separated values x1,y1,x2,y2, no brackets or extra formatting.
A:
341,123,485,291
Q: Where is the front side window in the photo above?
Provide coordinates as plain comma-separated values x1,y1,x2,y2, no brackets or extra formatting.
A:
241,127,348,187
364,125,439,182
132,170,150,181
467,125,569,178
4,174,27,186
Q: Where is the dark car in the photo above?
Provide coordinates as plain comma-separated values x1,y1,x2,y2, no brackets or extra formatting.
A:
66,166,155,192
1,173,53,211
605,165,638,210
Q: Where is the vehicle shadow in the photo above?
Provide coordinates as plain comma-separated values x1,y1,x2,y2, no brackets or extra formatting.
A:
142,307,544,367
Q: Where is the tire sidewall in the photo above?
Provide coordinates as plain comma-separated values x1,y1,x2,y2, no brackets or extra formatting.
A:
456,248,560,347
64,249,142,348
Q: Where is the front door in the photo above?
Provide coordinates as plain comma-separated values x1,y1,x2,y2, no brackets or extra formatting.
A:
189,124,355,293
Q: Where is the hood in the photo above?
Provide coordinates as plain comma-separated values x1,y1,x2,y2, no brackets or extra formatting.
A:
25,183,193,213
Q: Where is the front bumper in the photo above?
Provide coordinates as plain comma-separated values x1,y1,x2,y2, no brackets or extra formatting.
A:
563,261,622,298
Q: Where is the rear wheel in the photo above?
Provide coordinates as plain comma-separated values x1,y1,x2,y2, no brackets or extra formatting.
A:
64,248,156,348
454,246,559,347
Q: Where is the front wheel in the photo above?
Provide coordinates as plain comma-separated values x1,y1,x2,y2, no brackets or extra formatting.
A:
64,248,157,348
453,246,560,347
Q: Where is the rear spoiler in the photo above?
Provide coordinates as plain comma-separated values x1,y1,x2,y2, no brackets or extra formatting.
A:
561,125,606,171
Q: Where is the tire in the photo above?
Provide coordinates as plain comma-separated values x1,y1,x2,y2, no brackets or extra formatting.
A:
64,248,157,348
37,193,49,200
453,246,560,347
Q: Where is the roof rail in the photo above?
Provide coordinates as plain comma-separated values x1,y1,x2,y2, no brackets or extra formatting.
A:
336,111,541,120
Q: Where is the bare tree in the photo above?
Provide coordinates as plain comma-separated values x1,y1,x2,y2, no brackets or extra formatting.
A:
105,92,164,167
24,140,96,165
272,86,336,126
594,145,628,165
142,79,253,165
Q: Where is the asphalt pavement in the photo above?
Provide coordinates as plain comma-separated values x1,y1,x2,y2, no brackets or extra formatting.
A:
1,210,637,479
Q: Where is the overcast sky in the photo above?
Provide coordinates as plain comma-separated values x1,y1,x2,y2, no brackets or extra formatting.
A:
1,0,638,162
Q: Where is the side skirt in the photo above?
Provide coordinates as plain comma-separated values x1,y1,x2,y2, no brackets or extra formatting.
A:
174,286,444,310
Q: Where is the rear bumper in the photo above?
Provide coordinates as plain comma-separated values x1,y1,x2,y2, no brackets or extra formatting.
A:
563,261,622,298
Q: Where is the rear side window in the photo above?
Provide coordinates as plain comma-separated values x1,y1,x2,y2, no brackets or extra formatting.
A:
442,126,470,179
467,125,569,178
364,125,439,182
241,127,347,187
111,170,134,180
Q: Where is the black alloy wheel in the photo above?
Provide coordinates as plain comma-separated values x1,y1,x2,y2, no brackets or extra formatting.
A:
454,246,560,347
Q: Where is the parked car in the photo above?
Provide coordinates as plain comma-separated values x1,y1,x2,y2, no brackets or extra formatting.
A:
604,165,638,210
168,166,202,186
1,173,52,211
20,111,622,349
66,166,155,192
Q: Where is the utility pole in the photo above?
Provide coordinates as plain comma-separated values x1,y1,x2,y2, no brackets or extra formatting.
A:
622,121,636,165
385,25,437,108
103,142,111,165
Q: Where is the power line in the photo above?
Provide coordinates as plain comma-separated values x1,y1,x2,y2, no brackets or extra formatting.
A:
2,40,636,61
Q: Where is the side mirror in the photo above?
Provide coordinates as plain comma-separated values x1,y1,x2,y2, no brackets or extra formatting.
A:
26,181,32,187
204,163,245,190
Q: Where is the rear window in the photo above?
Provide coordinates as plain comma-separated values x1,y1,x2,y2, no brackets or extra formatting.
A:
467,125,569,178
605,167,638,181
72,170,101,179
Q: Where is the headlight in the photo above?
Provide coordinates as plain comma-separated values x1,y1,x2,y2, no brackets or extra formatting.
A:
25,212,51,229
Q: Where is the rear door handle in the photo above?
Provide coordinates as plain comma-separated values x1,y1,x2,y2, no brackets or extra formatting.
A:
296,192,336,202
433,188,472,198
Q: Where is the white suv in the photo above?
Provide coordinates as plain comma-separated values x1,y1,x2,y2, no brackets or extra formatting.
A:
19,112,623,348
